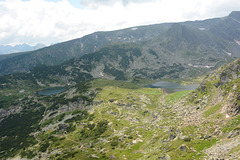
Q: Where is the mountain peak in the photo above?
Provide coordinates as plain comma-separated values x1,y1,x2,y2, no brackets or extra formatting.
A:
165,23,187,39
228,11,240,21
164,23,204,46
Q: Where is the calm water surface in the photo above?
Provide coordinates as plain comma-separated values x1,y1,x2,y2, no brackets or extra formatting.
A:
146,81,199,93
37,87,68,96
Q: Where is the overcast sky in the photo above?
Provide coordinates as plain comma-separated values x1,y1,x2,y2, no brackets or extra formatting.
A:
0,0,239,46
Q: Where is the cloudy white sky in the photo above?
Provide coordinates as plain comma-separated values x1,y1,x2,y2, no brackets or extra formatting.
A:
0,0,239,46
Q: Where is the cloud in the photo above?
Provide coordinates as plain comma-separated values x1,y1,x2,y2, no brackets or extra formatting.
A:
0,0,239,45
79,0,158,8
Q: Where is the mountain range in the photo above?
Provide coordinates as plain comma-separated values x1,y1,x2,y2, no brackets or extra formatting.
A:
0,11,240,76
1,11,240,160
0,43,45,55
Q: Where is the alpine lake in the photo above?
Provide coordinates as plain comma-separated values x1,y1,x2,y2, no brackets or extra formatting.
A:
37,81,199,96
145,81,199,93
37,87,68,96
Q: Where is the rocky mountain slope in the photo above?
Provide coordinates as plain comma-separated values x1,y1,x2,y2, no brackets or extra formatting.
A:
1,11,240,160
0,23,171,75
1,58,240,159
0,23,236,87
1,11,240,75
174,58,240,159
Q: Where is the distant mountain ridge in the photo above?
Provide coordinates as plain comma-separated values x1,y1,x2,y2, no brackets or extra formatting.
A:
0,43,45,55
0,11,240,75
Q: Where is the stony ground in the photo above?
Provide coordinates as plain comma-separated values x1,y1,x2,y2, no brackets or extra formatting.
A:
3,75,240,160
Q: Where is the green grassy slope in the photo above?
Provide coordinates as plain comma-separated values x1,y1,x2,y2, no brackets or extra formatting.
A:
1,59,240,159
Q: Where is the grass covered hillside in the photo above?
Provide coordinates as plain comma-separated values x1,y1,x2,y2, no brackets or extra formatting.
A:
1,59,240,159
175,58,240,159
0,79,198,160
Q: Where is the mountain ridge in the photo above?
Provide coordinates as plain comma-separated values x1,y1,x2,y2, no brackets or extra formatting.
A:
0,23,235,86
1,11,240,160
0,43,45,55
0,11,240,75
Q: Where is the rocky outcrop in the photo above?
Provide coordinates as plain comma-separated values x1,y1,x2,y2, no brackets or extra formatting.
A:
0,105,22,123
191,58,240,116
228,128,240,138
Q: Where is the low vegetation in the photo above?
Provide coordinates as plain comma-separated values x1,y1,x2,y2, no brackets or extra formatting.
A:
1,58,240,160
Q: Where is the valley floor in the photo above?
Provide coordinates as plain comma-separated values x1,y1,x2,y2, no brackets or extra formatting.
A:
1,77,240,160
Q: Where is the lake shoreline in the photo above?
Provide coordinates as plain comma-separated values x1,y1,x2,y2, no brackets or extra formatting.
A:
37,87,68,96
145,81,199,93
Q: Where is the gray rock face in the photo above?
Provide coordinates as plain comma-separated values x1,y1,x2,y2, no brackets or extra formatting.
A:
228,128,240,138
58,123,70,132
169,134,176,140
158,154,171,160
182,136,191,142
179,145,187,152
